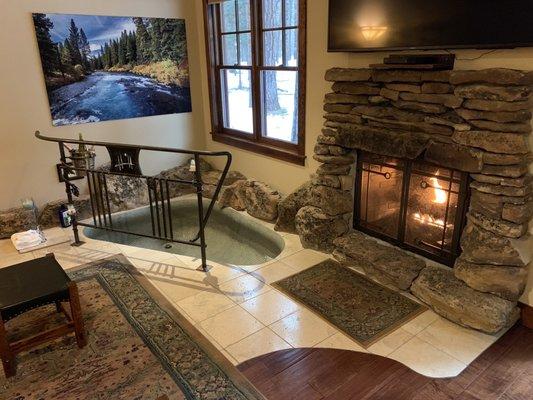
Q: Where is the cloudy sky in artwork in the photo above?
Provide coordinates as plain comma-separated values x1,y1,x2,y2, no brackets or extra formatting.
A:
46,14,137,56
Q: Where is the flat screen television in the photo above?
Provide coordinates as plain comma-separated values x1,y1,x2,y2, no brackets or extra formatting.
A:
328,0,533,52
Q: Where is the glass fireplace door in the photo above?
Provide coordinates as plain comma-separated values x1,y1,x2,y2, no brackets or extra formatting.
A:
354,151,469,266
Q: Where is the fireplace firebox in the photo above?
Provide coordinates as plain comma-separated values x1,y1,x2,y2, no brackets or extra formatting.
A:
354,151,469,266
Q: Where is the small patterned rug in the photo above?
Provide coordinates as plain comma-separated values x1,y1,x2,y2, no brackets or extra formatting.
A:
273,259,426,347
0,255,264,400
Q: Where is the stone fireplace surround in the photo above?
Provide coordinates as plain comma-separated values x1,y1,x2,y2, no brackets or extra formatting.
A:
274,66,533,334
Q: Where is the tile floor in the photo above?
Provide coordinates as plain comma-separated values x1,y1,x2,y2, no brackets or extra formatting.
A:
0,216,507,378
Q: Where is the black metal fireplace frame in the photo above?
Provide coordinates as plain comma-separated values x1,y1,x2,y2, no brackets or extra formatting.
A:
36,131,232,272
353,150,470,266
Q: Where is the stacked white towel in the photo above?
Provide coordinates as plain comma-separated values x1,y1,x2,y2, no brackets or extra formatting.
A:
11,230,46,251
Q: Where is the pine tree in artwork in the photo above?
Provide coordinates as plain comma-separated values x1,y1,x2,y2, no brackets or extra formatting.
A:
149,18,163,61
79,28,91,69
68,19,83,66
133,17,152,64
32,13,59,75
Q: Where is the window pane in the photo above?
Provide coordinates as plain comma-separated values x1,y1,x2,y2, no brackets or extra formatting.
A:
263,30,283,66
237,0,251,31
263,0,282,29
261,70,298,143
285,0,298,26
221,0,236,32
222,69,254,133
285,29,298,66
222,34,237,65
239,33,252,65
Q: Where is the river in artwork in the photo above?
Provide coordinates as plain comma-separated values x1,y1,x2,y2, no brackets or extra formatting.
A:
49,72,192,126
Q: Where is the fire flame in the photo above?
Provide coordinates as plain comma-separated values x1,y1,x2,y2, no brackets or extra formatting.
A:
431,177,447,204
413,212,447,228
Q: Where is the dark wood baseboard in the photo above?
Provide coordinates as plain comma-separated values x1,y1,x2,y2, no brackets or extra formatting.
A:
519,302,533,329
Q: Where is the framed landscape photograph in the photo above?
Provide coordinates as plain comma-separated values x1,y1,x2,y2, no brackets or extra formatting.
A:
32,13,192,126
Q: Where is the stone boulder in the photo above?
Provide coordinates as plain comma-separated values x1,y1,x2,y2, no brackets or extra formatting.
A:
156,158,213,198
454,258,529,302
295,206,349,252
38,196,93,228
96,164,149,212
0,207,37,239
274,181,312,233
333,231,426,290
218,180,247,211
411,265,519,334
460,223,532,267
219,179,281,221
307,185,353,216
201,170,247,199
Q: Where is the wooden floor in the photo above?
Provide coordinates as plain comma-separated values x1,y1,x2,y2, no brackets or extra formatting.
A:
238,323,533,400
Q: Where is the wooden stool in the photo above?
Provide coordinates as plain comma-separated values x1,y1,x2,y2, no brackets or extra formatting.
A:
0,254,86,378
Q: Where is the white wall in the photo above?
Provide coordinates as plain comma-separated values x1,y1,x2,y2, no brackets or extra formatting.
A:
0,0,207,210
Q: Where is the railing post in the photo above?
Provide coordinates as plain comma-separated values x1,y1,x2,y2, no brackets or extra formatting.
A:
193,154,209,272
59,142,83,247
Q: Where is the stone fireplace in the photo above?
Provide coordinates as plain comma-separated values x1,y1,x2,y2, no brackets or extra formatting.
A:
275,66,532,334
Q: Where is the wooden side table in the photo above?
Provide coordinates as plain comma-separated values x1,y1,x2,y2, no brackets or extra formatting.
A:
0,253,86,378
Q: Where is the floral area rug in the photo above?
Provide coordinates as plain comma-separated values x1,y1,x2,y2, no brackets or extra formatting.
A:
273,259,426,347
0,255,264,400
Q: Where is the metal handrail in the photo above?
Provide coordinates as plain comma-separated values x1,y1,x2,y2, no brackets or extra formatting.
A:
35,131,232,271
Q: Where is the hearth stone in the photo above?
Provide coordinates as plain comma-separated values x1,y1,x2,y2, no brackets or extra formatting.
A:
316,163,352,175
323,104,354,113
385,83,421,93
392,100,448,114
399,92,464,108
468,119,532,133
325,68,372,82
471,180,531,197
325,93,369,105
480,164,529,178
460,223,532,267
471,173,529,188
313,154,355,165
454,84,531,102
470,190,504,220
450,68,533,85
468,211,528,239
463,99,530,112
454,259,529,302
502,201,533,224
411,265,518,334
311,174,341,189
380,87,400,101
333,232,426,290
274,181,312,233
324,113,364,124
364,115,454,135
295,206,349,252
332,82,381,95
483,152,528,166
456,108,532,123
424,142,483,173
421,82,453,94
371,69,450,83
452,130,530,155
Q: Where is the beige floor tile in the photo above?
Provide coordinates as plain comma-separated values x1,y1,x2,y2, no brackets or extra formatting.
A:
417,318,498,364
367,328,413,357
251,260,296,284
226,327,292,364
128,248,177,263
177,290,235,323
241,290,301,325
280,249,330,273
315,332,368,353
276,234,303,259
402,310,440,336
389,336,467,378
217,274,272,303
199,306,264,348
269,309,337,348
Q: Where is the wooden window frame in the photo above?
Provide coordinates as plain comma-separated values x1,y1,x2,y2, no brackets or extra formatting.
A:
203,0,307,165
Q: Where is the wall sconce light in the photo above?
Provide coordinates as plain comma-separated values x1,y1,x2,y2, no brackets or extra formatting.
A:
360,26,388,41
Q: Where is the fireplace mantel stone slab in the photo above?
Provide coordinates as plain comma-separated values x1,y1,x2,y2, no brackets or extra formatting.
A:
275,65,533,334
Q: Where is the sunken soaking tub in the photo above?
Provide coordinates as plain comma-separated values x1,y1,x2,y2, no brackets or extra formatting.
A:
83,197,285,266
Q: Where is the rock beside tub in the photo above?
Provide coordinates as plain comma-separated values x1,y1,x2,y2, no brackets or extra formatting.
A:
219,179,282,221
275,181,313,233
97,164,149,212
0,207,37,239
